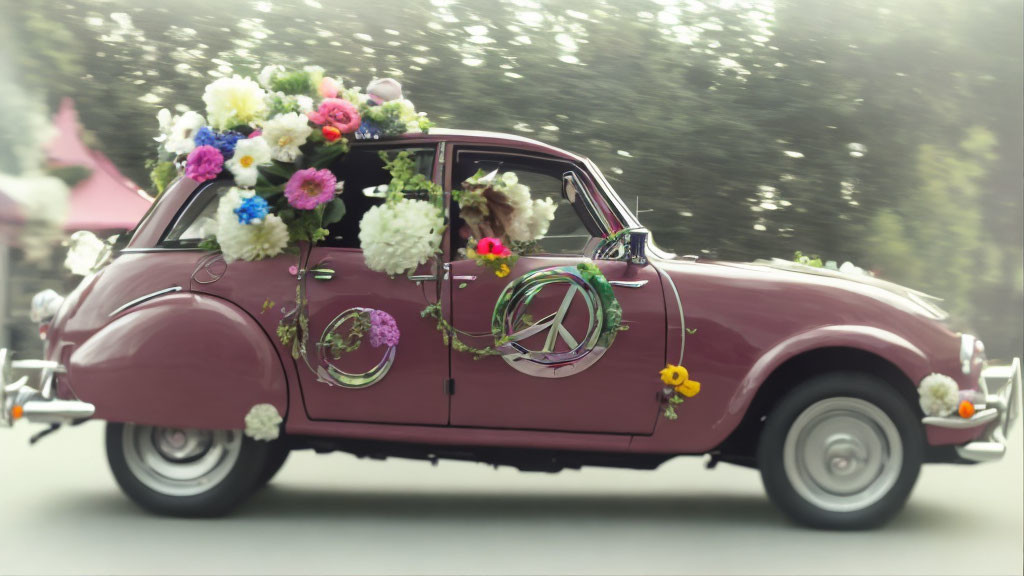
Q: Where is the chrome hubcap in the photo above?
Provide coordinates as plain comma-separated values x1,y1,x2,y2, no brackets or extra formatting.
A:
783,397,902,512
122,423,241,497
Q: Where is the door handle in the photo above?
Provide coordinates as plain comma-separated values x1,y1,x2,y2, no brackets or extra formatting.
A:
445,273,477,282
310,267,335,281
608,280,648,288
408,274,437,282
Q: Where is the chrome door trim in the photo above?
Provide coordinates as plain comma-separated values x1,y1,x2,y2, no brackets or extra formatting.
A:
109,286,183,317
608,280,648,288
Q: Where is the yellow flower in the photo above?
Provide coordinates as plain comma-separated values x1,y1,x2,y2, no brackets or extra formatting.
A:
484,253,497,261
675,379,700,398
496,263,511,278
659,364,688,386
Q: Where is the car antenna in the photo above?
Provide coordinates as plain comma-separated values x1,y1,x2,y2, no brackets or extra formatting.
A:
635,196,654,216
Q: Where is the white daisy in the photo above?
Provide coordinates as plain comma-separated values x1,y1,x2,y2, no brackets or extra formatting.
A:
225,137,272,187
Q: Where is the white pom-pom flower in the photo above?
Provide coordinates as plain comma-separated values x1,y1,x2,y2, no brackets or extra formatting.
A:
203,75,267,130
919,374,960,417
214,187,289,262
358,198,444,276
261,112,313,163
244,403,282,441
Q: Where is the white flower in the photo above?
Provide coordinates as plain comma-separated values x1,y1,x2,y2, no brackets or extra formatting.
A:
359,198,444,275
64,231,107,276
215,187,290,262
203,75,267,130
919,374,960,417
244,403,282,441
257,65,285,89
225,137,272,187
294,95,315,114
527,197,557,239
164,110,206,156
261,112,312,162
155,108,173,137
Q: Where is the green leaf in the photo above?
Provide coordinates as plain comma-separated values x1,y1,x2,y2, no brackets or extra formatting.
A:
322,198,346,225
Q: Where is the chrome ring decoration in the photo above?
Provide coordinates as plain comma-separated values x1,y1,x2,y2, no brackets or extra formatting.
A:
492,265,618,378
315,307,398,389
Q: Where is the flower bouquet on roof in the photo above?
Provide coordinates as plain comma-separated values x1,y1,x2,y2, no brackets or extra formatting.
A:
454,169,556,276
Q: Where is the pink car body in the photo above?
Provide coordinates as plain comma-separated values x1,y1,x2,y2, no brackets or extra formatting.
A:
3,129,1019,524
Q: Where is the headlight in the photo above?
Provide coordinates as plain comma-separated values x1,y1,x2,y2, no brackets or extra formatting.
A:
29,289,64,324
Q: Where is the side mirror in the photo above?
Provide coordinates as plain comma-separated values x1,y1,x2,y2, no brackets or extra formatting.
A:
595,228,649,266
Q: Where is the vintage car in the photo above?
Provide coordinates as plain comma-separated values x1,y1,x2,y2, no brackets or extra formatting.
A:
1,129,1019,529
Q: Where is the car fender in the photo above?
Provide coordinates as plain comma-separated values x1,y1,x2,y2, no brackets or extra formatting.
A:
716,325,929,431
68,292,287,430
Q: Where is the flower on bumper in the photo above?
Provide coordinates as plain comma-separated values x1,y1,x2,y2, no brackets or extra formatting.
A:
214,187,289,262
918,373,960,417
225,137,272,187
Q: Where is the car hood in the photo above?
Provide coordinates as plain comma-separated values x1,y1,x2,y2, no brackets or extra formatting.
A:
710,258,950,321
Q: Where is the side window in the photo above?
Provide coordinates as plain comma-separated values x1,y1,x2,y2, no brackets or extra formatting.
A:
451,151,594,256
323,146,436,248
162,180,232,246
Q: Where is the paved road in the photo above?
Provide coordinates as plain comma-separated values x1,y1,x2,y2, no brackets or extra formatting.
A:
1,421,1021,575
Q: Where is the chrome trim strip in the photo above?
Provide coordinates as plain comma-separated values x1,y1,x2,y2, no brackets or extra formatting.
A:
652,263,685,365
109,286,182,317
608,280,648,288
922,408,999,429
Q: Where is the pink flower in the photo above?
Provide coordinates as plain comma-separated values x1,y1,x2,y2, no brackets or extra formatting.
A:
185,145,224,183
307,98,361,134
248,130,262,139
285,168,337,210
288,265,299,276
476,237,498,255
319,77,340,99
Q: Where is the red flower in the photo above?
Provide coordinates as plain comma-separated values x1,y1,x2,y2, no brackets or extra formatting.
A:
322,126,342,142
476,237,498,255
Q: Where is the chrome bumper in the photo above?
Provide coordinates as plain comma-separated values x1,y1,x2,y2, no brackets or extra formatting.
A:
922,358,1022,462
1,348,95,427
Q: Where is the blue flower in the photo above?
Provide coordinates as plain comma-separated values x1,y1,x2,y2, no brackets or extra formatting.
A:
194,126,243,160
234,195,270,225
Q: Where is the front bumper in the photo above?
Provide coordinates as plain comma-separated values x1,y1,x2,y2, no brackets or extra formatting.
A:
1,348,95,427
922,358,1022,462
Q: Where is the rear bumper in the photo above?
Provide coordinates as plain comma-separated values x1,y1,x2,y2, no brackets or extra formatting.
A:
922,358,1021,462
1,348,95,427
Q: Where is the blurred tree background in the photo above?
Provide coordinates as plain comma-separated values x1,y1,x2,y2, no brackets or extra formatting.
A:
0,0,1021,359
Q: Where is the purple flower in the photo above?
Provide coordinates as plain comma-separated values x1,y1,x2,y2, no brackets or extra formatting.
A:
368,310,400,348
284,168,337,210
194,126,242,159
185,145,224,183
234,195,269,224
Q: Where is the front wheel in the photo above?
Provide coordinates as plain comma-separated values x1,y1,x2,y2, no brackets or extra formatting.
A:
106,422,279,517
757,372,924,529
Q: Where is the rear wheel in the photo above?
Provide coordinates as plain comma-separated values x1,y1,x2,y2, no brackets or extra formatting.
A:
106,422,278,517
757,372,923,529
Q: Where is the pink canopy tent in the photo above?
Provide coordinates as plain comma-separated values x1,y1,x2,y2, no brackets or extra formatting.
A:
47,98,153,232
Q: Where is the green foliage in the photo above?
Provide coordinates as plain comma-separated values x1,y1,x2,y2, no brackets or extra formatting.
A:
147,161,177,196
269,69,321,97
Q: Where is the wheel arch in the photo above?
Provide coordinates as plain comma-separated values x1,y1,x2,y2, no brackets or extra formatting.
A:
68,292,288,430
715,327,928,461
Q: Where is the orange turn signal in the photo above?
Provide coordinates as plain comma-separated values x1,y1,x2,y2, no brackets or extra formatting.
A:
958,400,975,419
11,405,23,420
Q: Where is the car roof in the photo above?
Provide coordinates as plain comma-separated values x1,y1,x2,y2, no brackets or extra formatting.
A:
392,128,586,163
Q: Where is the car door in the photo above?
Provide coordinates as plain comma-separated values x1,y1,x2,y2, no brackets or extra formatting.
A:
445,148,666,434
295,144,450,425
